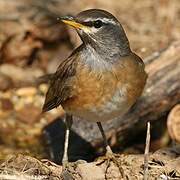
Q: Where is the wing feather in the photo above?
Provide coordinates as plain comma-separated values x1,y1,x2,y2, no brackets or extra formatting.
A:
42,52,79,112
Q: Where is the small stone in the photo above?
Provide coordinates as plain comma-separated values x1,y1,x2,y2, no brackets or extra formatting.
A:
0,98,14,111
39,84,48,94
14,98,25,111
77,162,105,180
1,91,12,99
0,74,14,91
16,104,41,124
16,87,37,97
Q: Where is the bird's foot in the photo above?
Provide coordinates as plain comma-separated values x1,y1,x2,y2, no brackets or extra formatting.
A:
62,159,87,170
97,146,125,179
61,161,75,180
61,160,87,180
40,159,75,179
41,159,75,179
62,160,69,170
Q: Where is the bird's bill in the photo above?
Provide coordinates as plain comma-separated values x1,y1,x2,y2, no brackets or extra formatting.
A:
62,20,85,29
59,16,89,30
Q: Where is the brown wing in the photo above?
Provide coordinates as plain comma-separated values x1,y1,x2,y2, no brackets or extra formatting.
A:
42,51,79,112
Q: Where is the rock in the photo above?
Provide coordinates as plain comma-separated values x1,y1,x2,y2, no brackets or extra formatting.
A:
16,87,37,97
16,104,41,124
38,84,48,94
0,98,14,111
0,64,43,85
167,104,180,143
0,74,14,91
77,162,105,180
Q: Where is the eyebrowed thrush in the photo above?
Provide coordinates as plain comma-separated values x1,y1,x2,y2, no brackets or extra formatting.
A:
42,9,147,166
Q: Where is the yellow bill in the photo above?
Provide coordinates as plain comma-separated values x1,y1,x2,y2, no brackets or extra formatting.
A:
62,19,86,29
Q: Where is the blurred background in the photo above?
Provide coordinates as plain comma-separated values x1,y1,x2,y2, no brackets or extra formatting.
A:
0,0,179,164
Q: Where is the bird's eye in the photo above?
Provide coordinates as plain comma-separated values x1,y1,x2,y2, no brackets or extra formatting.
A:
93,20,103,28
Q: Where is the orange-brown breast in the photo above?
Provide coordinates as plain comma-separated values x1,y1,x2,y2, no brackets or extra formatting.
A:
62,54,147,122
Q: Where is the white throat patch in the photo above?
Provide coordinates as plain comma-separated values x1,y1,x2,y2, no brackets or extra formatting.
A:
81,45,112,72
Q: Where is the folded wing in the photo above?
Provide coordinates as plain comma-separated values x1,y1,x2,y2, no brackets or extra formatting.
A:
42,53,78,112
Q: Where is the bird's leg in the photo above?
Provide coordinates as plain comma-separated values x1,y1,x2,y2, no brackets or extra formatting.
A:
97,122,113,155
97,122,125,179
61,114,75,179
62,114,73,168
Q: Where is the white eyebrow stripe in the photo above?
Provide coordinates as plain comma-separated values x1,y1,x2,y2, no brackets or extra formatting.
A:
83,17,116,25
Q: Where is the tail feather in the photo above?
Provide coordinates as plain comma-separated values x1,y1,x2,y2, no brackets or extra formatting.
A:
42,98,58,112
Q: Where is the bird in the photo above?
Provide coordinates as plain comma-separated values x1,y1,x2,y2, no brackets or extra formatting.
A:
42,9,147,167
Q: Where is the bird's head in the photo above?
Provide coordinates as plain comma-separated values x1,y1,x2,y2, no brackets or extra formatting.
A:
60,9,131,56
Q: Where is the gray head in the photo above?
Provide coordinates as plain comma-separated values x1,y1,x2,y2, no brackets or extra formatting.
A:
61,9,131,57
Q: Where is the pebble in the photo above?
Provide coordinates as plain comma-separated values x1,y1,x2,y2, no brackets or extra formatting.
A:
0,98,14,111
0,74,14,91
39,84,48,94
77,163,105,180
16,104,41,124
0,91,12,99
16,87,37,97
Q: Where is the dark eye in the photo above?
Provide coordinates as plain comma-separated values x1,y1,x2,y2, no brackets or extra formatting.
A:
93,20,103,28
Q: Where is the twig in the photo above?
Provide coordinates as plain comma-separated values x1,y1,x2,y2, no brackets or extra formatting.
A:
143,122,151,180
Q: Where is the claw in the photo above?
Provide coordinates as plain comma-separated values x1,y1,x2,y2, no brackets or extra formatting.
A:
97,153,126,179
